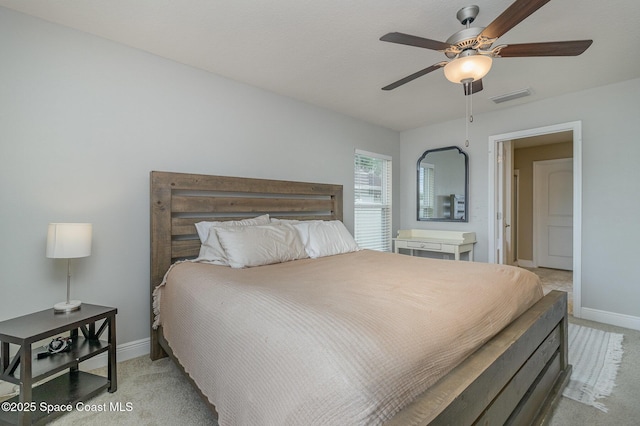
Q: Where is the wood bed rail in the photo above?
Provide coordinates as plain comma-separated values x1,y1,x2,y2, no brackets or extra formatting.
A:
385,290,570,426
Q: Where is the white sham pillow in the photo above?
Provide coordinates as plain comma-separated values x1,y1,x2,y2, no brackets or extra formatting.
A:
215,224,308,268
196,214,271,265
197,227,229,265
194,214,270,243
293,220,359,258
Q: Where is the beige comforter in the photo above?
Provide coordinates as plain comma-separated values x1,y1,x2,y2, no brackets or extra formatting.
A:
154,250,542,425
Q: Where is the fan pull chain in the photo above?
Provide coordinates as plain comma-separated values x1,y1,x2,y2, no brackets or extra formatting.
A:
465,89,473,147
465,98,469,147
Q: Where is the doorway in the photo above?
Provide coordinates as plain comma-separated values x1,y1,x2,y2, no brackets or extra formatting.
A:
488,121,582,318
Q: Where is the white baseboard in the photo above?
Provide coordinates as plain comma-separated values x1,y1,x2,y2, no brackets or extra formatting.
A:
579,307,640,331
517,259,536,268
0,338,150,398
80,337,150,371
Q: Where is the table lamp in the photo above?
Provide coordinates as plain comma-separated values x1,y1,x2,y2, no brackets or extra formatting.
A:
46,223,92,313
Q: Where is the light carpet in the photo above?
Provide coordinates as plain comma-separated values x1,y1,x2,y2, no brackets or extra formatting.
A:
563,324,624,412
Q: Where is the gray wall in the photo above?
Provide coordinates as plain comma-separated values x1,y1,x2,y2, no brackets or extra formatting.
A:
400,77,640,323
0,8,400,344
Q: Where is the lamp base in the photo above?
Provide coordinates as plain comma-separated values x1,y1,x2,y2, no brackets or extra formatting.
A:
54,300,82,313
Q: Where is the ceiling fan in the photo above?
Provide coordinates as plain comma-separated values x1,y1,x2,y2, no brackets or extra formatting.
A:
380,0,593,95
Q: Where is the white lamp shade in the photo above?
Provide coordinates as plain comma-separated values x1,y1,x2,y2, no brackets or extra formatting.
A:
46,223,92,259
444,54,493,83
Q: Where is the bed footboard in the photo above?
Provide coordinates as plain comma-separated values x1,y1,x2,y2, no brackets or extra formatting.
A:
385,290,570,426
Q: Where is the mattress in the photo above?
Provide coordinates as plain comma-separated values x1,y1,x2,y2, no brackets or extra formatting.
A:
154,250,543,425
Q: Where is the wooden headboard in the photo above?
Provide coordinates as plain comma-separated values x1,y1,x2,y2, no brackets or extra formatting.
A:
150,171,343,358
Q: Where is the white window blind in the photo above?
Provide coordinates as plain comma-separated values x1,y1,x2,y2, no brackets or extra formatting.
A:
418,163,435,218
354,150,392,252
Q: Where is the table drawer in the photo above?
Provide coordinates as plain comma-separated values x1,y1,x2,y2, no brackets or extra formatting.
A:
407,241,442,250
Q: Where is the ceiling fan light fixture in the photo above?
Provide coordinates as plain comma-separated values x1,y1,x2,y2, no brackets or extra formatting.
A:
444,53,493,84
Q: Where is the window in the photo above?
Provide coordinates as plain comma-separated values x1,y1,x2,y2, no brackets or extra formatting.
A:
418,162,435,218
354,150,392,251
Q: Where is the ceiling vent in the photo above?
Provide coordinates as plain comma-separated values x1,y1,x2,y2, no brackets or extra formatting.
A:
489,88,531,104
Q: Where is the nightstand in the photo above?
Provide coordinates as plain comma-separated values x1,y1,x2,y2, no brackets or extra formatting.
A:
0,304,117,425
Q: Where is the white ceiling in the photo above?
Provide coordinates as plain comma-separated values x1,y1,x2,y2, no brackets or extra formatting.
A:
2,0,639,131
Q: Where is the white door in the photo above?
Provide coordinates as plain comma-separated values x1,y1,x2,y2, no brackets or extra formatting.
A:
504,141,514,264
496,141,514,265
534,158,573,270
496,142,506,264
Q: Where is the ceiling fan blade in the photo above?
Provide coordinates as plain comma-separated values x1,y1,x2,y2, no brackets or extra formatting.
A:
382,62,447,91
380,32,451,51
495,40,593,57
480,0,550,40
464,79,484,96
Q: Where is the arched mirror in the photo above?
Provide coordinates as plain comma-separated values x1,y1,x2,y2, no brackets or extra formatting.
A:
417,146,469,222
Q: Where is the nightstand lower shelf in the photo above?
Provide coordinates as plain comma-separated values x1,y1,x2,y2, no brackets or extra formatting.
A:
0,371,109,426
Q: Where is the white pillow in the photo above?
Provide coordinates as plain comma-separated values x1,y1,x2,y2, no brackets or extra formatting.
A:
196,214,271,265
197,228,230,265
270,218,301,224
293,220,359,258
215,224,308,268
194,214,270,243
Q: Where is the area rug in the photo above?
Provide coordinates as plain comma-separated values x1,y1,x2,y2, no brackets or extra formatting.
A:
563,324,624,412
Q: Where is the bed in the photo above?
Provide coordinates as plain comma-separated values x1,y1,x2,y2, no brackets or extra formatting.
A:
150,171,571,425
